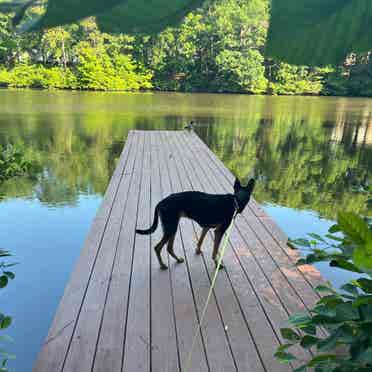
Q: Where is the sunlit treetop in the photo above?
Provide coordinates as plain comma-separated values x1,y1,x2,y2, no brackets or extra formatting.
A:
0,0,371,66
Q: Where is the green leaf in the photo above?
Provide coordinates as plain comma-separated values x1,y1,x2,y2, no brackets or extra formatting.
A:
353,278,372,293
12,0,36,27
334,302,359,321
97,0,205,34
317,331,339,352
301,324,317,335
318,295,343,308
0,335,13,344
288,313,312,327
31,0,205,35
335,324,357,344
353,295,372,307
0,350,15,360
290,238,311,248
307,354,337,367
312,314,338,325
32,0,124,30
340,283,359,297
328,224,341,233
329,259,363,273
357,347,372,364
0,316,11,329
296,258,307,266
0,275,8,289
3,272,14,280
338,212,372,245
274,350,296,364
293,366,307,372
266,0,372,66
325,234,344,242
315,285,336,294
280,328,301,342
276,343,293,352
360,323,372,338
304,254,318,264
287,241,298,250
307,233,326,243
312,304,337,317
0,2,21,13
0,250,11,258
300,335,319,349
353,244,372,272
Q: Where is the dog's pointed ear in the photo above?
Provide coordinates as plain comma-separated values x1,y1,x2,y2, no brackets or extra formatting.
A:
233,178,241,193
246,178,255,192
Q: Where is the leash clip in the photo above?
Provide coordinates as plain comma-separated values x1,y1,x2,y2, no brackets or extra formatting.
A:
233,196,240,214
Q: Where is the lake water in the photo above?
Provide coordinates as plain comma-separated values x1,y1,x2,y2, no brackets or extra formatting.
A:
0,90,371,371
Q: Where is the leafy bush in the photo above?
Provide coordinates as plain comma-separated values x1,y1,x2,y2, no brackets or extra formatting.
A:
0,145,32,181
74,42,152,91
215,49,268,93
267,62,331,95
0,145,27,370
0,249,16,372
0,65,77,89
0,69,11,87
275,212,372,371
7,65,36,88
29,66,77,89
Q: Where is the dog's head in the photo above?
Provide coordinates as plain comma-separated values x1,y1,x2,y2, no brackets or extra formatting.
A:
233,178,255,213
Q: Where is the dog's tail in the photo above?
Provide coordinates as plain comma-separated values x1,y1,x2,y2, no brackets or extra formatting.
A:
136,206,159,235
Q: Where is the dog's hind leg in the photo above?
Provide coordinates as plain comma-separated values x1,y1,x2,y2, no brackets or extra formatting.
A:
167,234,184,264
154,235,170,270
196,227,209,255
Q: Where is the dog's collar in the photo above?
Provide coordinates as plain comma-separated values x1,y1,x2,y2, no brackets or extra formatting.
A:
233,196,240,212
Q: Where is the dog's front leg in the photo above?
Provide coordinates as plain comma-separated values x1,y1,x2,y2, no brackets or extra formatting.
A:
196,227,209,255
212,226,226,269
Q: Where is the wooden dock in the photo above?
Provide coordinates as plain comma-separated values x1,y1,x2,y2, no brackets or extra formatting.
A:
34,130,325,372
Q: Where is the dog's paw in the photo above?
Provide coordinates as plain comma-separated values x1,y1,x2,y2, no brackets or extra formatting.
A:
214,260,225,270
176,257,184,264
195,248,202,255
160,264,168,270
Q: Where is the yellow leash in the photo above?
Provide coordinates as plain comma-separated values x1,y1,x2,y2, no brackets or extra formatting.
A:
184,210,238,371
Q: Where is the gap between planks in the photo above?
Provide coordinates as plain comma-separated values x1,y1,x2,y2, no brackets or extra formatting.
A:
33,130,328,372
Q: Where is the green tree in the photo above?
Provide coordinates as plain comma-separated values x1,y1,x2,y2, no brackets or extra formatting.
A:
215,49,267,93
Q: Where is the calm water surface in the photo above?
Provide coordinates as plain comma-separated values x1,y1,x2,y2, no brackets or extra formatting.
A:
0,90,371,371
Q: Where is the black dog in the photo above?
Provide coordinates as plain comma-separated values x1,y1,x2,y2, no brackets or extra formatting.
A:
136,178,255,270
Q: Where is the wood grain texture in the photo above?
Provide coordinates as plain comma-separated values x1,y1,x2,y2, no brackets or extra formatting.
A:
34,130,328,372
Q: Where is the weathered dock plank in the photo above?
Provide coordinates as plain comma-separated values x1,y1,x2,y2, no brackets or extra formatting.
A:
168,132,267,372
159,132,210,372
150,131,180,372
34,130,325,372
33,132,135,372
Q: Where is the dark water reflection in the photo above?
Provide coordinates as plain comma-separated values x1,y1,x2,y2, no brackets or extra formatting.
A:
0,90,371,371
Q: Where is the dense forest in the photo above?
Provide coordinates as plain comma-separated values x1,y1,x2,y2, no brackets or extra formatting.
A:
0,0,371,96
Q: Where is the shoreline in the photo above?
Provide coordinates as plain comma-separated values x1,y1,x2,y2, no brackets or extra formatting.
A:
1,86,372,99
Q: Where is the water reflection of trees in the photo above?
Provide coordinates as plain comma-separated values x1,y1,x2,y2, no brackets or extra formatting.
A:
0,93,370,219
198,99,372,220
0,108,175,205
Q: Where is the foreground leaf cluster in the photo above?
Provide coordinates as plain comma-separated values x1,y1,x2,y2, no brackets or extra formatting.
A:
277,212,372,371
0,249,16,372
0,0,371,66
